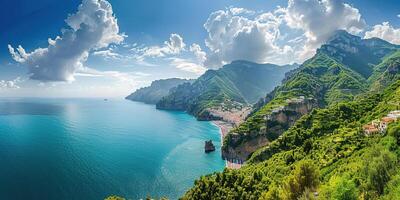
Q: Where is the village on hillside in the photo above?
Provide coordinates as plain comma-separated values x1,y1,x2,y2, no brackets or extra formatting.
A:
363,110,400,136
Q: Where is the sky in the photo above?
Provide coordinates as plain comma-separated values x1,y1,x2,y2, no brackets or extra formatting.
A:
1,0,399,98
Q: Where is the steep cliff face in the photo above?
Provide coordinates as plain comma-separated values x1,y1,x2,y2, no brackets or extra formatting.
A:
126,78,192,104
222,97,318,160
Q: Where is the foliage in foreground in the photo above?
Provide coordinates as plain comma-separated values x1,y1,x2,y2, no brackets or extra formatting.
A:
182,81,400,200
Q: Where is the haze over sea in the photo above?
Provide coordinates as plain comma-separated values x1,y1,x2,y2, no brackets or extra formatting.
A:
0,98,224,200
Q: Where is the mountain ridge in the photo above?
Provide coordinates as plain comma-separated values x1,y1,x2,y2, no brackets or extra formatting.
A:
222,30,400,161
125,78,193,104
156,61,298,122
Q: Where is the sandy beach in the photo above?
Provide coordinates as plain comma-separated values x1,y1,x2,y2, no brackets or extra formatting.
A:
212,120,243,169
212,120,233,140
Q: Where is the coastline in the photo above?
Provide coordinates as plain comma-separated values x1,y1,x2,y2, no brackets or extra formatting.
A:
212,120,232,142
212,120,242,169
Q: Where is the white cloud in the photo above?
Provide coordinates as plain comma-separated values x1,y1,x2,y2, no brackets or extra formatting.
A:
284,0,366,59
364,22,400,45
203,8,293,67
141,33,186,58
202,1,367,67
8,0,124,82
168,58,207,75
189,43,207,63
397,14,400,18
229,7,255,15
0,77,23,89
92,48,122,60
75,67,147,89
132,35,206,75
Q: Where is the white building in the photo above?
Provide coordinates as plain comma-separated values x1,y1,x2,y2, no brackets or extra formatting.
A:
387,110,400,119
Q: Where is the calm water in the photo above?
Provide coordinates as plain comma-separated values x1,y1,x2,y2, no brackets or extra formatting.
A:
0,98,224,200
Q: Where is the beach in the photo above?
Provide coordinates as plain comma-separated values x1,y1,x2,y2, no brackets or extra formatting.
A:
212,120,243,169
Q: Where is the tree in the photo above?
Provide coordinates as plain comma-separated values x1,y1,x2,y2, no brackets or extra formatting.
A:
260,185,282,200
387,122,400,144
361,145,397,197
283,160,319,200
319,175,358,200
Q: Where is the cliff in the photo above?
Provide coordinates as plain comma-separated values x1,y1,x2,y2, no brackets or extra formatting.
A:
125,78,192,104
222,97,317,160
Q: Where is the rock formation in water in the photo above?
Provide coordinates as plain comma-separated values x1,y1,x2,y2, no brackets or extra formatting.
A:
205,140,216,153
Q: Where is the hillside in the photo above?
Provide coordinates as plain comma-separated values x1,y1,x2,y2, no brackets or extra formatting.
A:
222,31,400,161
125,78,192,104
156,61,297,122
183,80,400,200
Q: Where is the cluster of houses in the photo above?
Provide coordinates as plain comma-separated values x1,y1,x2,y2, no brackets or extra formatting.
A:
363,110,400,136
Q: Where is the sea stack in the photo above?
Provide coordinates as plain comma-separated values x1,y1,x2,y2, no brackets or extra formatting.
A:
205,140,216,153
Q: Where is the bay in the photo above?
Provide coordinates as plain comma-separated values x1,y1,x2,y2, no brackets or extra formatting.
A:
0,98,224,200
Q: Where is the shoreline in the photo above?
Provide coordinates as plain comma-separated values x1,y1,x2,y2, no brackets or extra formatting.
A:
212,120,233,143
212,120,243,169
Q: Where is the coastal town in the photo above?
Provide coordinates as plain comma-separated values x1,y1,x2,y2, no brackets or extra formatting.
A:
363,110,400,136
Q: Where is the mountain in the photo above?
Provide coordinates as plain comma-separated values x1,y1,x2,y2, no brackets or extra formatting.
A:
222,30,400,161
156,61,298,122
125,78,193,104
183,80,400,200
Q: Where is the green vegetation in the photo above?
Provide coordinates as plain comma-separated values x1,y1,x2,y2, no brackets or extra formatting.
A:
182,80,400,199
105,195,170,200
369,50,400,92
223,30,400,157
156,61,296,119
126,78,192,104
105,195,125,200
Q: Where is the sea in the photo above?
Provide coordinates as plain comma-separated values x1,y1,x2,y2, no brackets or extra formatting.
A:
0,98,225,200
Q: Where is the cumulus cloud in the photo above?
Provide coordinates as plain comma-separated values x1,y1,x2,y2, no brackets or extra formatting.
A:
189,43,207,63
141,33,186,58
284,0,366,58
133,34,207,75
202,0,367,67
364,22,400,45
0,77,23,89
203,8,294,67
8,0,124,82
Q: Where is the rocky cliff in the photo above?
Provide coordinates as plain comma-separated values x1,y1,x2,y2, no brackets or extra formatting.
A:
126,78,192,104
222,97,318,161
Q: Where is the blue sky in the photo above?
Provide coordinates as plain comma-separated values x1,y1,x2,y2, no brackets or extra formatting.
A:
1,0,399,97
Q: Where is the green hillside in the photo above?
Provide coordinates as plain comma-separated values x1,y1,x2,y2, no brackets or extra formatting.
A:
223,31,400,159
182,80,400,200
156,61,296,120
125,78,192,104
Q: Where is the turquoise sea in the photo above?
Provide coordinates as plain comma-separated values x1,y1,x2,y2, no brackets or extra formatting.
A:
0,98,225,200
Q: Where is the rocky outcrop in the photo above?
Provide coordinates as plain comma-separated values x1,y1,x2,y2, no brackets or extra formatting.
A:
222,97,318,161
205,140,216,153
126,78,192,104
